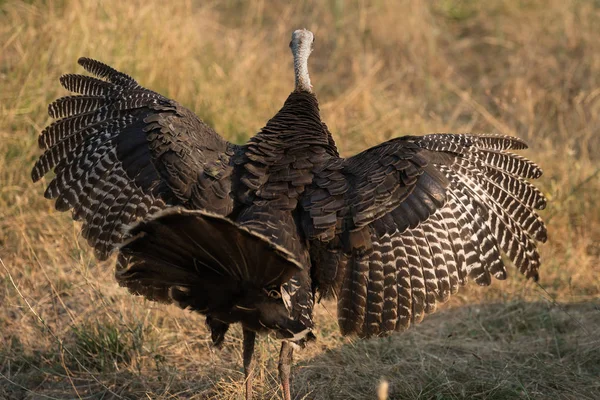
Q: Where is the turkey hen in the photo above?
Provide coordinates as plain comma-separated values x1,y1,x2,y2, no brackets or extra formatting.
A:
32,29,547,400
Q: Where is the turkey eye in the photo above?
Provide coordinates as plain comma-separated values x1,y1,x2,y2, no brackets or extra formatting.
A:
267,289,281,299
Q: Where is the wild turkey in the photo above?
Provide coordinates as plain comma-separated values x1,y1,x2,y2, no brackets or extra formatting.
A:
32,28,547,400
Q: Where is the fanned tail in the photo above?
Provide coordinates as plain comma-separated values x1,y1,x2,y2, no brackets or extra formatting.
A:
117,208,303,292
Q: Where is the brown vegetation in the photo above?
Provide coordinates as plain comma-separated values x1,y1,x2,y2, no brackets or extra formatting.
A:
1,0,599,398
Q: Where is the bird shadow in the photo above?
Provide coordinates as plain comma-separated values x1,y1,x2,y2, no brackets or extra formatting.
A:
292,299,600,400
1,300,598,399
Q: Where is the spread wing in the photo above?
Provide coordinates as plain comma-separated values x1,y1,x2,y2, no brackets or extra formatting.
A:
32,58,236,261
303,133,547,337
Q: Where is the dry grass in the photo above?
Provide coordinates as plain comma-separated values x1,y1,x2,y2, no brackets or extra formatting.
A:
1,0,599,399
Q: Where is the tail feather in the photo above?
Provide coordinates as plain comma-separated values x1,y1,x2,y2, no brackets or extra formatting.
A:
118,208,303,290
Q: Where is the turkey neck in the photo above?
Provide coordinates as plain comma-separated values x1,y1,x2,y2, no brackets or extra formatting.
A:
294,53,312,93
290,29,313,93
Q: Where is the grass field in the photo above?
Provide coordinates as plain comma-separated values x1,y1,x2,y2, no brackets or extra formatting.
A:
1,0,599,399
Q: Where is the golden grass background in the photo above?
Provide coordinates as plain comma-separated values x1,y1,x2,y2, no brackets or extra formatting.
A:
1,0,599,398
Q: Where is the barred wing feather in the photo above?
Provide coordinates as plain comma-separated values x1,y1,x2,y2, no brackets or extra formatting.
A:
32,58,236,261
306,133,547,337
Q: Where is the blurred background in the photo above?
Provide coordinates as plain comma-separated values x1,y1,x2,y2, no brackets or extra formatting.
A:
1,1,599,399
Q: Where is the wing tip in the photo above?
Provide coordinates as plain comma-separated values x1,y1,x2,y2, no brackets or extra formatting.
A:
58,74,73,91
77,56,91,67
31,164,43,183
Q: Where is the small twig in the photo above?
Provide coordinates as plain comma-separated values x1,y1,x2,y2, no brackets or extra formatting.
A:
444,79,516,137
534,281,590,336
19,225,77,324
545,166,600,223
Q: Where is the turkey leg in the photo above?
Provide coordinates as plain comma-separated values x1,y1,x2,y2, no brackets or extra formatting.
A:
242,329,256,400
278,341,294,400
